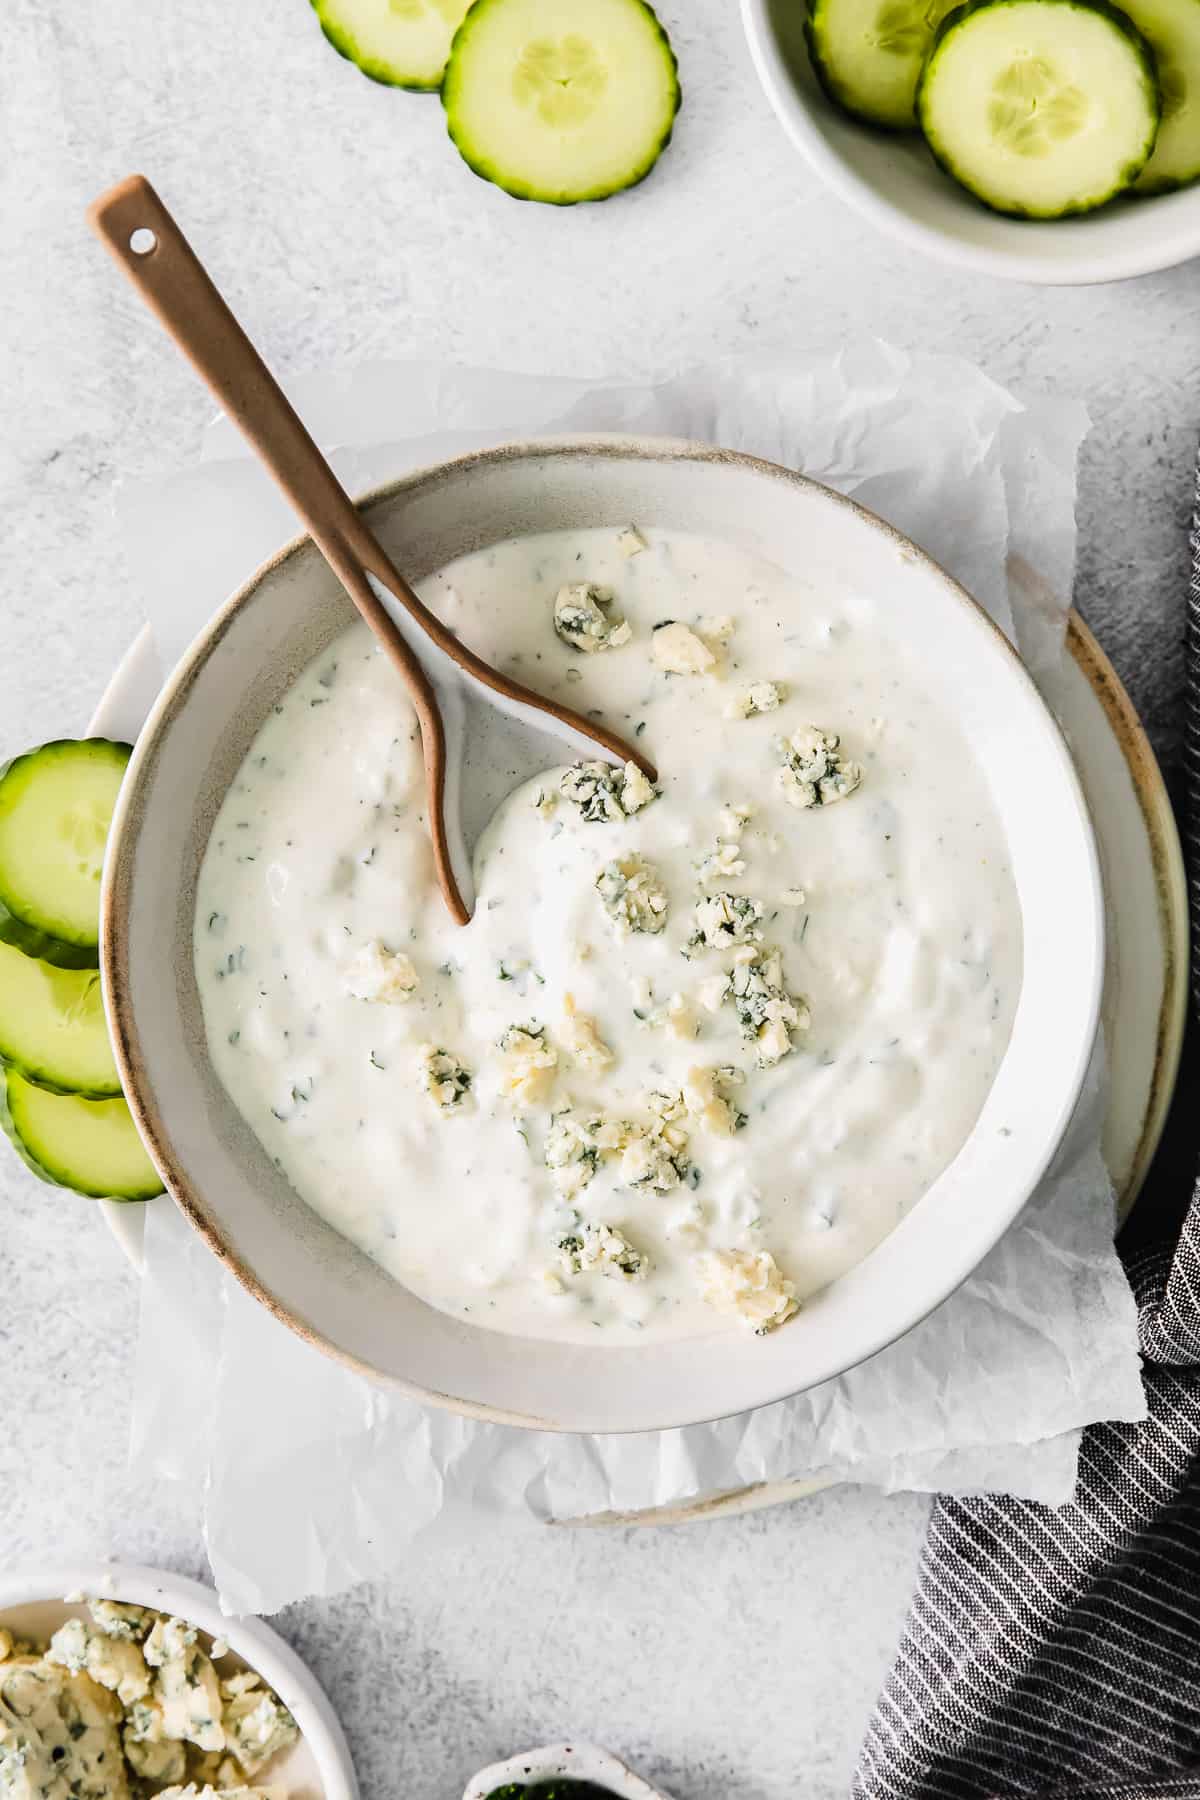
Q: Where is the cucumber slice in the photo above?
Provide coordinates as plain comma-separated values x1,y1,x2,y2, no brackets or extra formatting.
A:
807,0,951,129
442,0,681,204
1,1068,162,1202
917,0,1161,216
1120,0,1200,189
0,938,120,1098
311,0,473,91
0,738,130,968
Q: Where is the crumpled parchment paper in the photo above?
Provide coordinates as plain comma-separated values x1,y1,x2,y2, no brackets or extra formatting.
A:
117,342,1144,1616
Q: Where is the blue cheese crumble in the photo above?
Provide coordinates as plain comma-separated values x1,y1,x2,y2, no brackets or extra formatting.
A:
87,1605,152,1645
719,801,755,837
728,946,810,1067
651,621,717,675
617,1092,692,1193
561,994,613,1069
218,1685,296,1777
497,1023,558,1107
727,680,787,719
544,1113,602,1197
631,977,699,1039
546,1101,692,1197
696,1248,799,1333
559,759,657,822
778,725,863,808
687,892,764,953
46,1618,150,1708
683,1065,747,1137
696,840,747,886
595,854,670,936
0,1656,127,1800
143,1620,222,1755
419,1045,473,1109
659,991,699,1038
557,1222,647,1280
123,1697,187,1786
341,940,418,1003
553,582,631,654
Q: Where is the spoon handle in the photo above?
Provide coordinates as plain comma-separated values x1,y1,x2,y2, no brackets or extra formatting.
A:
88,173,473,921
88,174,655,813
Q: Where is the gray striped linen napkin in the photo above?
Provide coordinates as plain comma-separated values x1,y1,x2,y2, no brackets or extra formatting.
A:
853,472,1200,1800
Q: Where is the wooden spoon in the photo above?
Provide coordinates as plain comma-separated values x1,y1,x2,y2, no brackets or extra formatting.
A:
87,174,655,925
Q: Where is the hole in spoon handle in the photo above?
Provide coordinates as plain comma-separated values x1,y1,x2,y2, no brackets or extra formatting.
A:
88,176,183,284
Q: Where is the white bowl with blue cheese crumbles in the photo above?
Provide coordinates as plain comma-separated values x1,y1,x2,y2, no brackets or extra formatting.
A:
0,1563,357,1800
102,438,1103,1433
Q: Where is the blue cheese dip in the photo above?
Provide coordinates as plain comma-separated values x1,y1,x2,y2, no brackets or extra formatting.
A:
193,526,1022,1344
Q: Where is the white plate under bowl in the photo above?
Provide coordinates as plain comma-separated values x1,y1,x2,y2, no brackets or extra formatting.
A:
741,0,1200,285
99,437,1103,1434
0,1562,358,1799
464,1742,670,1800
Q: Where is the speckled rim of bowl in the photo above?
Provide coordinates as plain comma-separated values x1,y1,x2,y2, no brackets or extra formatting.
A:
740,0,1200,286
464,1742,670,1800
101,433,1104,1432
0,1561,358,1799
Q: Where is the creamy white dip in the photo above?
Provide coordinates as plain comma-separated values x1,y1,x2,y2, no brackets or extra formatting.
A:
193,526,1022,1344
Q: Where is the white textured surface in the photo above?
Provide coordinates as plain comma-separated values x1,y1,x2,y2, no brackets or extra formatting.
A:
0,0,1193,1793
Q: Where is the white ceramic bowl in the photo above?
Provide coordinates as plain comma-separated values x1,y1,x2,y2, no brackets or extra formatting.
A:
465,1743,670,1800
102,436,1103,1433
741,0,1200,285
0,1562,358,1798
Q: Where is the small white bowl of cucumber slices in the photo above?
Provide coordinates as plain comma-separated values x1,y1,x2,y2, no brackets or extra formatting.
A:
742,0,1200,282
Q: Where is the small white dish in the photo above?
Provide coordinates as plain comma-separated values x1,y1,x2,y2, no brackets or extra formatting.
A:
465,1742,670,1800
741,0,1200,285
0,1561,358,1800
101,436,1103,1433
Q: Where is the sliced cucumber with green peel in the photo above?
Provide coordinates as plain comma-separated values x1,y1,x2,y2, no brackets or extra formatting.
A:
311,0,473,91
0,738,129,968
2,1068,162,1202
0,938,120,1098
807,0,950,128
917,0,1160,216
442,0,681,204
1119,0,1200,189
